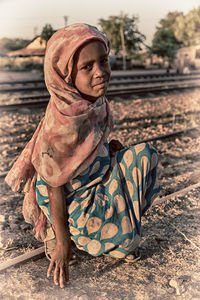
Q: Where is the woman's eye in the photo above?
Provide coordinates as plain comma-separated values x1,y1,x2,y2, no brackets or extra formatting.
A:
101,58,108,64
82,64,92,70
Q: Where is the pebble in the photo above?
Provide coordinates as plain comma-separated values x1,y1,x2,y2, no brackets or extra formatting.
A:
0,230,14,248
0,215,5,223
9,223,19,230
169,278,187,296
169,279,181,295
78,294,89,300
20,223,31,231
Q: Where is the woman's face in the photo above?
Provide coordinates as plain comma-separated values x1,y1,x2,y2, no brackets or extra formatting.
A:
71,40,111,102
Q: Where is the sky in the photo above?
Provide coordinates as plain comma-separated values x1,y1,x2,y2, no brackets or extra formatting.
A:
0,0,199,46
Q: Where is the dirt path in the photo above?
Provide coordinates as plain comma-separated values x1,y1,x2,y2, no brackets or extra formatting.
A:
0,71,200,299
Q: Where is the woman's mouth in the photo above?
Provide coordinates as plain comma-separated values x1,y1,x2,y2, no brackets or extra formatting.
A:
94,80,108,89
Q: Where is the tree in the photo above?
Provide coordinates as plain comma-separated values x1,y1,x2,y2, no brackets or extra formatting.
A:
41,24,55,47
98,13,145,59
174,6,200,46
151,12,183,68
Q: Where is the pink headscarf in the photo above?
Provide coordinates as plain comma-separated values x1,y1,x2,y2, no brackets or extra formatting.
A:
5,24,113,240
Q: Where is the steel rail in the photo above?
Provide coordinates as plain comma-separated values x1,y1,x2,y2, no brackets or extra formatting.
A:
1,80,200,110
1,73,200,94
126,126,200,147
1,71,200,85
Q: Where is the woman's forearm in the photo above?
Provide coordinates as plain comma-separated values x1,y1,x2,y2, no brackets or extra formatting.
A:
47,185,70,244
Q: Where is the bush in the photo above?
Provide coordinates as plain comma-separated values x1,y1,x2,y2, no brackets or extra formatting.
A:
20,60,43,71
0,57,43,71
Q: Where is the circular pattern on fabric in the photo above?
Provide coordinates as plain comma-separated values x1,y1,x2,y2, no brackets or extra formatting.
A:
108,179,118,196
68,201,79,214
77,212,90,228
126,180,134,198
104,242,115,251
141,155,150,176
78,236,90,246
68,217,75,226
119,163,126,176
37,185,48,197
80,196,91,210
87,240,101,255
76,189,88,199
134,143,146,155
121,216,132,235
100,223,118,240
109,250,125,258
121,238,132,248
104,206,114,219
39,205,50,219
132,167,142,187
114,194,126,213
72,179,82,190
86,217,102,234
69,226,80,236
133,201,140,221
123,149,133,168
90,203,96,214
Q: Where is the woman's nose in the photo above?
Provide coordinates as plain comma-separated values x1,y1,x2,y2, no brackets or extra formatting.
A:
94,64,105,77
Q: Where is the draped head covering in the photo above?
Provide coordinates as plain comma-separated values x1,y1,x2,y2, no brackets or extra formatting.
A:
5,24,113,240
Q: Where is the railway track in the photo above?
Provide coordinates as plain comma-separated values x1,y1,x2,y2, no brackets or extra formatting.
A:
0,71,200,94
1,80,200,110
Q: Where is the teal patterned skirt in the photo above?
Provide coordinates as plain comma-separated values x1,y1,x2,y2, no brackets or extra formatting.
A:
36,142,160,258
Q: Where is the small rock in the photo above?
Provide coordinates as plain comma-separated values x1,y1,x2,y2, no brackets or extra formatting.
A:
0,215,5,223
9,223,19,230
20,223,31,231
0,230,14,248
168,287,175,294
78,295,89,300
169,279,178,288
169,279,181,296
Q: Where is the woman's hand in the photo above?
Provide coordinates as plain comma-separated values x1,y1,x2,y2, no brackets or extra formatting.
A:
47,185,71,288
47,238,71,288
109,139,124,156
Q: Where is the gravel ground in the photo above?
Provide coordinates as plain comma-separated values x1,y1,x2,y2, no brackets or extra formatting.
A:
0,71,200,299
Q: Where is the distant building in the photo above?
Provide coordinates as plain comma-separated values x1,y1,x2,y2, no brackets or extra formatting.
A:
174,45,200,73
8,36,46,58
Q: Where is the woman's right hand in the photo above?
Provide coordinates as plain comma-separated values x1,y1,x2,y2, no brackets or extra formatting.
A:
47,185,71,288
47,238,71,288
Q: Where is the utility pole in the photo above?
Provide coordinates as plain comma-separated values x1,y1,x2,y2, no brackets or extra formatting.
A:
63,16,68,27
33,26,38,37
119,13,126,71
